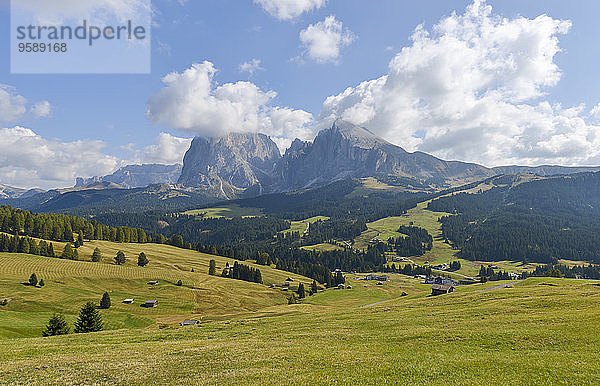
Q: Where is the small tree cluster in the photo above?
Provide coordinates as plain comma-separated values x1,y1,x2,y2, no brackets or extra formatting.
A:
221,261,262,284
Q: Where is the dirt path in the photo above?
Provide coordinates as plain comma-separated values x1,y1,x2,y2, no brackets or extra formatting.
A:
360,297,402,308
478,280,522,292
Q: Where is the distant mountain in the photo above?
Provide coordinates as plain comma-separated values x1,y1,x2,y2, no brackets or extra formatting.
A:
76,164,183,189
178,133,281,199
0,184,215,214
0,184,45,199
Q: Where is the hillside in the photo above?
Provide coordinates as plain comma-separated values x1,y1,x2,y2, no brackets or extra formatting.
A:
0,240,313,338
1,277,599,383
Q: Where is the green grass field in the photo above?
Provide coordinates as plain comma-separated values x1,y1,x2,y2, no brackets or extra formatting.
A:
0,241,313,339
183,204,263,218
1,277,599,384
279,216,330,237
300,242,344,252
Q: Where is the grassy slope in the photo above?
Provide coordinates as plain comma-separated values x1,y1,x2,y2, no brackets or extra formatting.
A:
0,241,313,339
279,215,330,236
1,277,599,384
183,204,263,218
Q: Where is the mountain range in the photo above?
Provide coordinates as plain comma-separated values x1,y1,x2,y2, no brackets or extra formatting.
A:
177,119,600,196
1,119,599,211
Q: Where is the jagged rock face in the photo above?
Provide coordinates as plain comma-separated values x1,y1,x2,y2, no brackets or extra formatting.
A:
176,120,600,196
272,120,491,190
178,132,281,194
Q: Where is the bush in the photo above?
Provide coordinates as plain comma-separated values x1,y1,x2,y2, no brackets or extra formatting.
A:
42,314,70,337
176,280,183,286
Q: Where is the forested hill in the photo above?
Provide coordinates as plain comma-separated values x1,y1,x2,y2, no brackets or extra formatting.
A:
428,172,600,264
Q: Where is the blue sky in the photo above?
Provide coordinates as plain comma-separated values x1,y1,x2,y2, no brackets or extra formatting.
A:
1,0,600,188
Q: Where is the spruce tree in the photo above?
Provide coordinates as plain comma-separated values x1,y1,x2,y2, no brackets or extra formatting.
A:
115,251,126,265
297,283,306,299
91,247,102,262
42,314,70,337
99,292,111,309
47,243,55,258
208,259,216,275
310,280,318,295
61,243,73,259
74,302,103,333
137,252,149,267
28,273,38,287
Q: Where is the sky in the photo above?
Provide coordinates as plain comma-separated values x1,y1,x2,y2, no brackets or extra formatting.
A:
1,0,600,189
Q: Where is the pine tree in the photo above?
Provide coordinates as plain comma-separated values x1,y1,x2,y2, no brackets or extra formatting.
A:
115,251,126,265
61,243,74,259
310,280,318,295
42,314,70,337
74,302,103,333
137,252,149,267
28,273,38,287
99,292,111,309
297,283,306,299
47,243,55,258
91,247,102,262
75,232,84,248
208,259,216,275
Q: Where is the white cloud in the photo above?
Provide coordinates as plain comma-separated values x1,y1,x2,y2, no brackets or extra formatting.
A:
0,126,119,189
254,0,325,20
13,0,151,24
139,132,192,164
30,101,52,119
319,0,600,166
591,103,600,120
239,59,264,75
147,61,314,150
0,85,51,124
299,15,355,63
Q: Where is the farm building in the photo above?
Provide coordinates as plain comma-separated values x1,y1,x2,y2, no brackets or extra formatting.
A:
148,281,159,285
365,274,389,281
430,284,454,296
180,320,199,326
0,298,12,306
143,300,158,308
123,299,134,304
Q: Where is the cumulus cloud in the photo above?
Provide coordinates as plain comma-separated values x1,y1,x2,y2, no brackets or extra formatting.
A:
591,103,600,120
0,126,119,189
147,61,314,150
0,85,51,124
254,0,325,20
299,15,355,63
319,0,600,166
239,59,264,75
138,132,192,164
